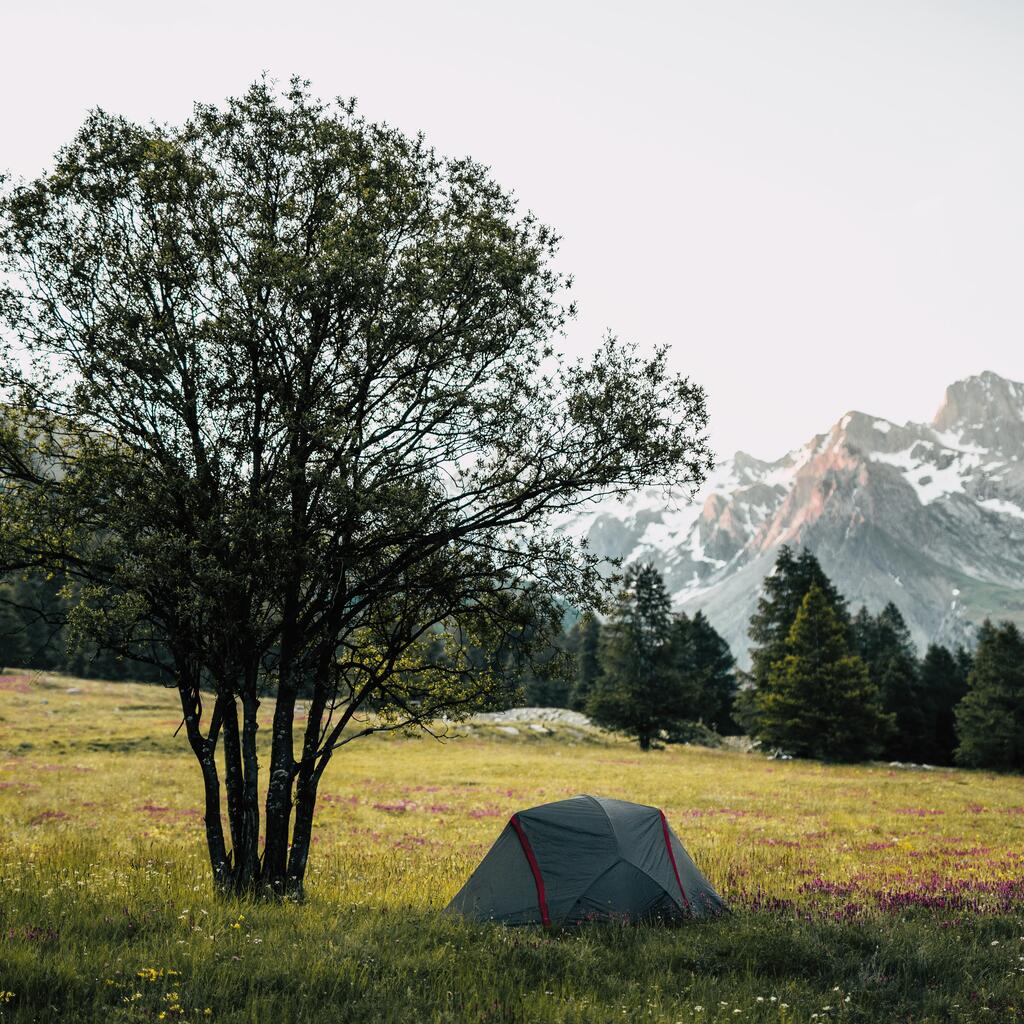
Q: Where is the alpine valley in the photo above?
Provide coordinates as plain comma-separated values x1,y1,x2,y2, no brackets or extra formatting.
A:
560,371,1024,664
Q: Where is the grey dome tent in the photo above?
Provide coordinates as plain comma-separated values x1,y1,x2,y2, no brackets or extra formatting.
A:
445,795,726,926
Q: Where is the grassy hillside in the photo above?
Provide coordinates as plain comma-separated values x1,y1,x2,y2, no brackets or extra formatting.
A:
1,673,1023,1023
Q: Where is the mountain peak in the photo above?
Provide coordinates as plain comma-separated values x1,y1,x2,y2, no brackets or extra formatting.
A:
933,371,1024,428
932,371,1024,454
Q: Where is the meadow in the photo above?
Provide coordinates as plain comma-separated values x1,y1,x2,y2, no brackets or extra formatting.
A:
1,672,1023,1023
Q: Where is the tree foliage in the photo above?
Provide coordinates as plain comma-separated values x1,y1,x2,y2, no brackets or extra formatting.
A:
738,546,848,734
754,584,890,760
955,620,1024,771
670,610,737,734
586,565,736,748
917,642,970,765
567,613,601,712
0,79,712,896
852,602,924,760
747,546,849,689
0,585,29,673
587,564,695,750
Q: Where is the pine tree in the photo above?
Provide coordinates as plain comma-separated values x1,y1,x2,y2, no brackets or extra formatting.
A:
743,546,849,733
918,643,970,765
748,547,849,686
853,602,924,760
954,620,1024,771
567,614,601,712
754,584,891,760
587,564,690,750
672,610,737,733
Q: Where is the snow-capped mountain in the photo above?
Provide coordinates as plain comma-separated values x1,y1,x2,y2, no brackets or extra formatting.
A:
560,371,1024,664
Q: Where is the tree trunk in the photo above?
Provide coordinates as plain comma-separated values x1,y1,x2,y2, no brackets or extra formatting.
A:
638,733,652,751
220,695,247,882
219,691,263,893
285,675,330,900
285,771,318,899
262,672,297,894
176,679,230,892
239,691,261,888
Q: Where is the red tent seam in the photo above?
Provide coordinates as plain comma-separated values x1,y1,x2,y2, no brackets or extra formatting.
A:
510,814,551,928
659,809,692,912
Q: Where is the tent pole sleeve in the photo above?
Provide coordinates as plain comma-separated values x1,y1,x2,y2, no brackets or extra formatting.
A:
659,810,691,912
510,814,551,928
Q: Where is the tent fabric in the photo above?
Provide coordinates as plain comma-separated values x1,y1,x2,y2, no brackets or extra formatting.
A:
445,795,727,926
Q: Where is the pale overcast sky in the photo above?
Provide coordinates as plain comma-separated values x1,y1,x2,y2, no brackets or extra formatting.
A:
3,1,1023,459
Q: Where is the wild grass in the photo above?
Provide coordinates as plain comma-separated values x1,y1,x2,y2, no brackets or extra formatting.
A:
1,672,1023,1023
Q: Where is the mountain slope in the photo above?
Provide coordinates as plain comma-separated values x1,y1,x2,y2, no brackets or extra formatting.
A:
559,371,1024,664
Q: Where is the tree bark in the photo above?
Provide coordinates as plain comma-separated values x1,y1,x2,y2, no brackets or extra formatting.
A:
239,690,261,889
285,675,330,898
262,633,298,894
219,691,262,893
220,694,247,883
176,680,230,891
198,750,231,892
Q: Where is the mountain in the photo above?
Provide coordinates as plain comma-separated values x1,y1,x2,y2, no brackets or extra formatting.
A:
559,371,1024,665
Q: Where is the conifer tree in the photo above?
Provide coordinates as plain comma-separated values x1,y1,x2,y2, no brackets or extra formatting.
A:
748,547,849,686
672,610,737,733
568,614,601,712
955,620,1024,771
853,602,924,760
741,546,849,733
918,643,970,765
754,584,890,760
587,564,691,750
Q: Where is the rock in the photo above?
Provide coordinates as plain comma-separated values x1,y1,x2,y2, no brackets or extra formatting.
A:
473,707,591,727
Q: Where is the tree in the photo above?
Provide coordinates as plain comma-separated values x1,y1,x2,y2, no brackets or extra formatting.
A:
516,630,571,708
0,79,713,897
852,602,924,760
567,613,601,711
587,564,695,749
0,585,29,673
754,584,890,760
740,546,849,732
955,620,1024,771
671,610,737,733
917,643,970,765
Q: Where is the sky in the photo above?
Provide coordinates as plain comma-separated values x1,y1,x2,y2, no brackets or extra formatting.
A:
3,0,1023,460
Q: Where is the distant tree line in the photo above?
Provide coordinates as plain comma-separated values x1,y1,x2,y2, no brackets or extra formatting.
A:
512,545,1024,771
513,563,738,749
0,574,166,683
4,541,1022,772
734,545,1022,771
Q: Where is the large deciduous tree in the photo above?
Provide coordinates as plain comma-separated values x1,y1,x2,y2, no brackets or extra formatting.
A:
0,79,712,897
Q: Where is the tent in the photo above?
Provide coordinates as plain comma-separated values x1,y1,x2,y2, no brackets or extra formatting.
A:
445,794,727,926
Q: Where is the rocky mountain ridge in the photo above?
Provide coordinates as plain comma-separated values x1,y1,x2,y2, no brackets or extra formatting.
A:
559,371,1024,664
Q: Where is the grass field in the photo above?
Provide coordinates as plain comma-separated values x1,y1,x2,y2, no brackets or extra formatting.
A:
1,672,1023,1023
